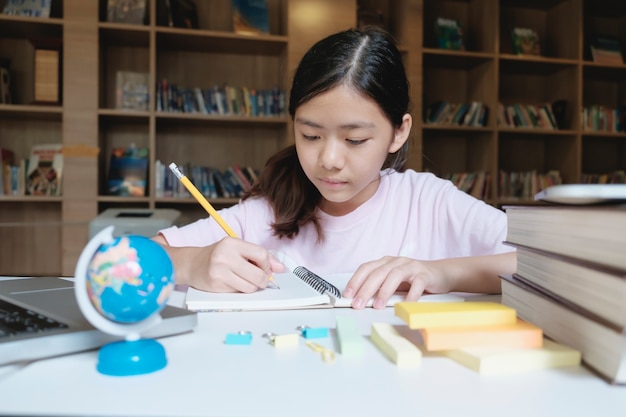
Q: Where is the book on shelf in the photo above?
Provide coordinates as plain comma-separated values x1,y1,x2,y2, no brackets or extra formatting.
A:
500,273,626,385
508,242,626,329
232,0,269,35
168,0,199,29
434,17,464,50
511,27,540,56
25,144,63,196
106,0,147,24
0,59,11,104
106,145,148,197
115,71,149,111
0,147,16,195
504,204,626,270
2,0,51,17
590,35,623,65
185,271,463,312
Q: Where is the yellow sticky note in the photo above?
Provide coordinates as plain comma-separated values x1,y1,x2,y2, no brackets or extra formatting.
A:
444,338,581,375
371,322,421,368
395,301,516,329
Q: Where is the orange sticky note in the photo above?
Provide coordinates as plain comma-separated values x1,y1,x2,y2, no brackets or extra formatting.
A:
419,319,543,351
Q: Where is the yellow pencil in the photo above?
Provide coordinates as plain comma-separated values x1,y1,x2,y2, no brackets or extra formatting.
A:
169,163,279,289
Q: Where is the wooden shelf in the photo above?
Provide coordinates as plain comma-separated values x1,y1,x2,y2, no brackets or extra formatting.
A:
2,0,626,275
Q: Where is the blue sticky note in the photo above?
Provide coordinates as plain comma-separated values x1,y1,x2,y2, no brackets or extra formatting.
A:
302,327,329,339
225,333,252,345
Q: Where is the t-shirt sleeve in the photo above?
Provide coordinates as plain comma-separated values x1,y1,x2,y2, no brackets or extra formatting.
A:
438,182,514,256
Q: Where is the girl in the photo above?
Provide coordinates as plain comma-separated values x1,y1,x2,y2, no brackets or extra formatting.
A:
154,27,516,309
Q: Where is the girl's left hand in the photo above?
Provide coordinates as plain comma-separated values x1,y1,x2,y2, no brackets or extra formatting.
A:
342,256,453,310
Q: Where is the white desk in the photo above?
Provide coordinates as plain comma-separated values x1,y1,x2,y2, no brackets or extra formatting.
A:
1,289,625,417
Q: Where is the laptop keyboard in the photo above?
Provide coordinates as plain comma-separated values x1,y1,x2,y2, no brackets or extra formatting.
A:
0,298,69,338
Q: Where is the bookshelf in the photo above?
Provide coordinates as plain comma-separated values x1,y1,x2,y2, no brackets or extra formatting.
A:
1,0,624,275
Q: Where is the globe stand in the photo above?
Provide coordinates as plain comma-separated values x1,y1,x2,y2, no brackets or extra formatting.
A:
97,338,167,376
74,226,175,377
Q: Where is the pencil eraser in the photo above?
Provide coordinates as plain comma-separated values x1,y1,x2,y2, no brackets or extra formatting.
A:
224,332,252,345
371,322,421,368
302,327,329,339
272,333,300,348
336,316,364,356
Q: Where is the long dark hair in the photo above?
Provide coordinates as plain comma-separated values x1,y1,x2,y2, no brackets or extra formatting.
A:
243,27,411,240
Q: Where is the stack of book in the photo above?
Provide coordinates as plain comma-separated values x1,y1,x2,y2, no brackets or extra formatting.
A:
392,302,581,375
501,204,626,384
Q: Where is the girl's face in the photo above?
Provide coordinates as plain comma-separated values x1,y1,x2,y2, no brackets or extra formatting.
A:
294,84,411,216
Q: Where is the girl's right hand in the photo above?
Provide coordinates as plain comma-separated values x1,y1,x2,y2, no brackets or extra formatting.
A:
157,236,284,293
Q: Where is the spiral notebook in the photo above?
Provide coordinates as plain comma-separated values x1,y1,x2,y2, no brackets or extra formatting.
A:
184,266,463,312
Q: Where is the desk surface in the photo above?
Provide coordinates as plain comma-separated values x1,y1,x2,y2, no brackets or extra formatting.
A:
1,289,625,417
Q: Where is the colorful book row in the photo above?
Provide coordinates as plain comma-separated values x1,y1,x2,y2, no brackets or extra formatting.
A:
582,105,626,133
155,80,286,117
424,101,488,127
497,169,562,199
154,160,259,199
497,102,561,129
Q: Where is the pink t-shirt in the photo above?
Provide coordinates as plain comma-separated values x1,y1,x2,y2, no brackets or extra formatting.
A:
160,169,513,275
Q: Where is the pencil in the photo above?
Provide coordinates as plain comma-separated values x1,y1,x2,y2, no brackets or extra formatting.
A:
169,163,279,289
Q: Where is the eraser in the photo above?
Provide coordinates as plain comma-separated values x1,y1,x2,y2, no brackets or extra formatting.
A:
271,333,299,348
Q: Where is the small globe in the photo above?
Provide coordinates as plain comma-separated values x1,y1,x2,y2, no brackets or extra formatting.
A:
85,235,175,324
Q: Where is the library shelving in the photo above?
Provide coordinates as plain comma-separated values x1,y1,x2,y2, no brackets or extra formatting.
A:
1,0,624,275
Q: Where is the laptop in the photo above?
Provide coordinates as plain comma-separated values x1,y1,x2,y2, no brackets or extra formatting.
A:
0,277,197,366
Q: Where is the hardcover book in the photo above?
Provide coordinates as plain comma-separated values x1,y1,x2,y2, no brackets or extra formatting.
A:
511,27,540,55
107,0,147,25
507,242,626,328
590,35,624,65
500,273,626,385
2,0,51,17
115,71,149,110
504,204,626,270
25,144,63,196
434,17,464,50
169,0,199,29
107,146,148,196
232,0,269,35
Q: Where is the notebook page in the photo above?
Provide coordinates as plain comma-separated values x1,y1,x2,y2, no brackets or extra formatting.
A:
185,271,329,311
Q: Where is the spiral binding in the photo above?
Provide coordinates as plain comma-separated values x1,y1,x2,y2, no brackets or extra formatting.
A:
293,266,342,298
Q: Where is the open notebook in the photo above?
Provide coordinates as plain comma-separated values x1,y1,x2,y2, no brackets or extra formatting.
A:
184,269,463,312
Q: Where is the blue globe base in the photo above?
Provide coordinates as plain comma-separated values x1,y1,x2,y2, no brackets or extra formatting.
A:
96,339,167,376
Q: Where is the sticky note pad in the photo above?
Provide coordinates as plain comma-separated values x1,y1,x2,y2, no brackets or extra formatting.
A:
370,323,421,368
419,319,543,351
443,338,581,375
224,332,252,345
336,316,364,356
395,301,516,329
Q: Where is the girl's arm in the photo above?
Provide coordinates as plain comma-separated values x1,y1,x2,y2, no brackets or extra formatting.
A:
152,234,283,293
